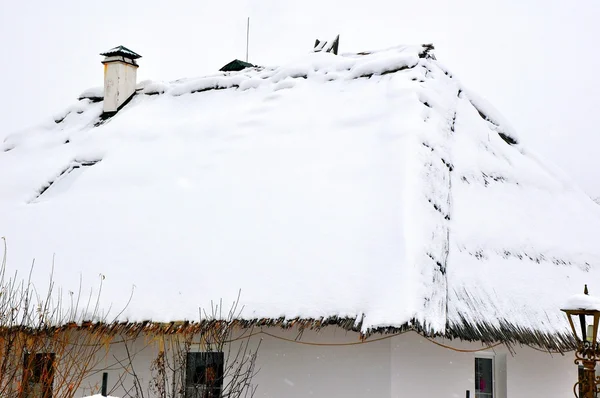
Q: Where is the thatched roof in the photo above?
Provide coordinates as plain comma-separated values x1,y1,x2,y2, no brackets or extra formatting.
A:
2,44,599,351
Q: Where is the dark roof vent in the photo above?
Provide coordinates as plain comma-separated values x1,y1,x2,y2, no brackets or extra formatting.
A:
313,35,340,55
220,59,254,72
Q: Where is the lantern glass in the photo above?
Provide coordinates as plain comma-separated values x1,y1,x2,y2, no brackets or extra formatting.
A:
564,311,600,342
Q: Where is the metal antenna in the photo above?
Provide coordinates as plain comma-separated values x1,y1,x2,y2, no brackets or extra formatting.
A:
246,17,250,63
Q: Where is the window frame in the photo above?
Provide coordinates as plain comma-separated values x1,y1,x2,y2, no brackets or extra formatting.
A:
474,353,495,398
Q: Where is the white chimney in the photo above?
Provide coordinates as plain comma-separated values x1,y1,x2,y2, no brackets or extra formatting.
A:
100,45,141,114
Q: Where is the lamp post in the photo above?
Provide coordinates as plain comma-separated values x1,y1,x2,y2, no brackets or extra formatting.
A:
561,285,600,398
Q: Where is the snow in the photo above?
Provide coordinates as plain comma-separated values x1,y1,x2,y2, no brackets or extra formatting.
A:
2,44,600,336
563,294,600,311
32,161,99,203
82,395,119,398
462,89,519,143
78,86,103,100
141,81,168,95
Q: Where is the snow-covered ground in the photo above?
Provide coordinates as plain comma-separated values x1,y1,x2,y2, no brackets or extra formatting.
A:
1,44,600,337
82,395,119,398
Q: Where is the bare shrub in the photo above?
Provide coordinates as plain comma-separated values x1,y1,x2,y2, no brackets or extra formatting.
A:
0,237,131,398
115,293,261,398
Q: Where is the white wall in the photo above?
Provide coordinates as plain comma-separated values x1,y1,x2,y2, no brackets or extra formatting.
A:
391,333,577,398
78,326,579,398
251,327,391,398
103,61,137,113
506,346,575,398
391,332,474,398
78,335,158,396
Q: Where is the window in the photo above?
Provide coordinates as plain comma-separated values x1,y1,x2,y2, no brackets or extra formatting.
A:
22,352,55,398
475,357,494,398
474,354,507,398
185,352,224,398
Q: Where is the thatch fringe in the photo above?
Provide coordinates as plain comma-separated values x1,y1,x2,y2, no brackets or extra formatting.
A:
444,318,576,353
1,315,575,352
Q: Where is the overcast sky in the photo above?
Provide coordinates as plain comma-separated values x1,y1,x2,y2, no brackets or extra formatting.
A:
1,0,599,196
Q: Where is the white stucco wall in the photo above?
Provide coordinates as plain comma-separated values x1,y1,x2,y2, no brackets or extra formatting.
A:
252,327,391,398
78,326,578,398
103,60,137,113
391,333,576,398
505,346,574,398
391,333,474,397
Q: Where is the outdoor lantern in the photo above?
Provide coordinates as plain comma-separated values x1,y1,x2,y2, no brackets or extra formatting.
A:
561,285,600,344
561,285,600,398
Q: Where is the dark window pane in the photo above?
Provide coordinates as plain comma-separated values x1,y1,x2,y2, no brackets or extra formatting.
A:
475,357,493,398
23,353,55,398
186,352,224,398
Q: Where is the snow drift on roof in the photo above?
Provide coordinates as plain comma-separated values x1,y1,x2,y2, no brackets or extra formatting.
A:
1,44,600,349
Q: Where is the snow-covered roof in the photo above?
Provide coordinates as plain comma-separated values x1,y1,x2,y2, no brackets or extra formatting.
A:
2,44,600,350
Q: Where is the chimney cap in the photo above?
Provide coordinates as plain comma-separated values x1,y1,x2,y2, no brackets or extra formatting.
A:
100,45,142,59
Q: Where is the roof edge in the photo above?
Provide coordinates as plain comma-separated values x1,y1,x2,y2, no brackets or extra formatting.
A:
15,315,575,352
